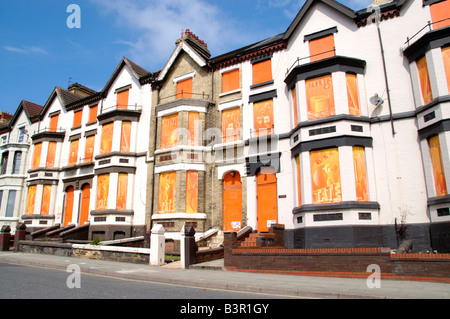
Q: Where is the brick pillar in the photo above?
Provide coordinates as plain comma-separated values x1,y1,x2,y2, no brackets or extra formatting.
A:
0,225,11,251
150,224,165,266
269,224,285,247
224,231,238,268
14,222,27,252
180,225,197,269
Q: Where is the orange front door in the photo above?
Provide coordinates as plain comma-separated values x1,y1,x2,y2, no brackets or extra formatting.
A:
79,184,91,225
256,169,278,232
223,172,242,231
64,186,75,227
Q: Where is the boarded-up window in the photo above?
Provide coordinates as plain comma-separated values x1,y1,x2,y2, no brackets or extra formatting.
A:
161,114,178,149
309,35,335,62
84,135,95,163
346,73,360,116
222,69,240,93
429,135,448,197
68,139,79,166
158,171,176,214
40,185,51,215
100,122,114,155
252,59,272,85
88,104,98,123
442,46,450,94
46,142,57,168
188,112,200,146
292,87,298,126
73,109,83,127
26,185,37,215
176,78,193,99
96,174,110,210
117,90,129,109
306,74,335,120
353,146,368,201
120,121,132,152
222,107,240,142
32,143,42,169
253,99,274,137
430,0,450,30
417,56,433,105
116,173,128,210
186,171,198,214
49,114,59,132
310,148,342,204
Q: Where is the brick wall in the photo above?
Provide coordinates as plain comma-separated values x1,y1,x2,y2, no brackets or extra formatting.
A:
224,230,450,283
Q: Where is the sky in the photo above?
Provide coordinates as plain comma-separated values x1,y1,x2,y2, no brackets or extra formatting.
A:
0,0,372,115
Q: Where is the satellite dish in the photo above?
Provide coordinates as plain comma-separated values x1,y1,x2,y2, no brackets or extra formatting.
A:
370,94,384,107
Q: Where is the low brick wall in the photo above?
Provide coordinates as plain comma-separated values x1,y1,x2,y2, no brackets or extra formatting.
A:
72,244,150,264
18,240,73,257
224,232,450,283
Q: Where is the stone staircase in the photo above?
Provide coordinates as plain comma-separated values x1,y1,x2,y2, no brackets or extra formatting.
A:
239,232,278,248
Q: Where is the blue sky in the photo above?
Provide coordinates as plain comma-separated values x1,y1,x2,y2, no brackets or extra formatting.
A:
0,0,371,115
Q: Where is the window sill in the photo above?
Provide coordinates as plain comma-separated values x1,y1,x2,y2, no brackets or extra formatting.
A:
219,88,241,97
250,80,274,90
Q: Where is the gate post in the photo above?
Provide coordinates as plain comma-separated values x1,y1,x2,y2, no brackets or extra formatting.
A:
0,225,11,251
150,224,165,266
14,223,27,252
180,225,197,269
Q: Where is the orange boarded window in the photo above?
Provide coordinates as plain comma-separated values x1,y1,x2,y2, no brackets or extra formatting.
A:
73,109,83,127
222,107,240,143
116,173,128,210
96,174,110,210
26,185,37,215
32,143,42,169
161,113,178,149
46,142,57,168
117,90,129,109
310,148,342,204
222,69,240,93
417,56,433,104
430,0,450,30
176,78,193,99
429,135,448,196
292,87,298,126
64,186,74,227
306,74,335,120
295,156,302,206
68,139,79,166
40,185,51,215
252,59,272,85
158,171,176,214
309,35,335,62
352,147,368,202
253,99,274,137
49,114,59,132
120,121,132,152
84,135,95,163
346,73,360,116
188,112,200,146
442,46,450,93
88,104,98,123
186,171,198,214
100,122,114,155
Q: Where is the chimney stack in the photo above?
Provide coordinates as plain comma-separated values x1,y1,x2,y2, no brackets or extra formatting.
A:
371,0,392,5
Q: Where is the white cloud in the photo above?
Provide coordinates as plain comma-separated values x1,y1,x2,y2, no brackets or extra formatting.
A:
4,46,48,55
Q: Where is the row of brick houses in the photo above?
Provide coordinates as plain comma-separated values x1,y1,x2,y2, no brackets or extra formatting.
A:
1,0,450,252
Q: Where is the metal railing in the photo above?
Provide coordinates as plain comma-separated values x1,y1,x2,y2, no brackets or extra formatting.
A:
285,48,336,77
159,91,211,103
101,103,143,114
404,18,450,47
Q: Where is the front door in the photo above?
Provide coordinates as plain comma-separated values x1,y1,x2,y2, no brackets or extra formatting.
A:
223,171,242,231
79,184,90,225
256,168,278,232
63,186,74,227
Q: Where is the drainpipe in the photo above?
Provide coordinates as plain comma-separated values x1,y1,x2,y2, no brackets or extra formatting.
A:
372,5,395,136
150,82,160,231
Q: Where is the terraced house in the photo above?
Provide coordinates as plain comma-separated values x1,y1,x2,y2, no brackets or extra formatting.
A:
2,0,450,253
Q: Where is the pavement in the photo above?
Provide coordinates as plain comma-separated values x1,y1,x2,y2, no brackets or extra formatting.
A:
0,251,449,299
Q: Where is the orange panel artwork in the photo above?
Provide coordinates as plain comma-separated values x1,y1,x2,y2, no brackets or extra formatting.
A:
161,113,178,149
252,59,272,85
222,107,240,143
292,87,298,126
429,135,448,196
46,142,57,168
177,78,193,99
117,90,129,109
346,73,360,116
296,156,302,206
253,99,274,137
158,171,176,214
26,185,37,215
306,74,335,120
417,56,433,105
430,0,450,30
116,173,128,210
96,174,110,210
68,139,79,166
310,148,342,204
188,112,200,146
186,171,198,214
120,121,132,152
442,46,450,93
84,135,95,163
353,146,369,202
32,143,42,169
309,35,335,62
49,114,59,132
40,185,51,215
100,122,114,155
222,69,240,93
